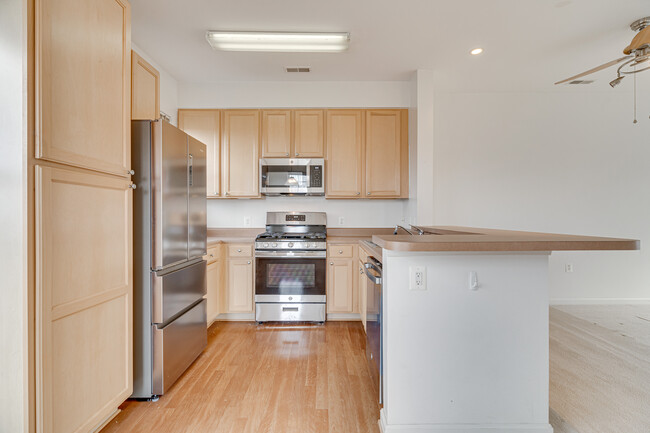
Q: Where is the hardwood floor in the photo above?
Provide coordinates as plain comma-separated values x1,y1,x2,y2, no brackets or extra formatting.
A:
100,321,380,433
549,305,650,433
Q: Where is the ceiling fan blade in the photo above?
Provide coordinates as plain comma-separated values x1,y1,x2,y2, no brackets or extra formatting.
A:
554,56,633,85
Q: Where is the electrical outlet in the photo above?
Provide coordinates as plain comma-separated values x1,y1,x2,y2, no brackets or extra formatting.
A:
410,266,427,290
338,216,345,226
565,263,574,273
244,216,252,227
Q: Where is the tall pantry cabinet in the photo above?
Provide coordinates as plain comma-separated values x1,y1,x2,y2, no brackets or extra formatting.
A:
32,0,133,432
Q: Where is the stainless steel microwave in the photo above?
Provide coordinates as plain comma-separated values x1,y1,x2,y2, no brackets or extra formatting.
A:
260,158,325,196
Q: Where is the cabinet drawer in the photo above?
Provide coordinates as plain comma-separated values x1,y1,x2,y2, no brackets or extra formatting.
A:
328,245,354,258
206,246,219,264
228,244,252,257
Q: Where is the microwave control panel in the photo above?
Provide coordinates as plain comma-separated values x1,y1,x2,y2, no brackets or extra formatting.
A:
310,165,323,187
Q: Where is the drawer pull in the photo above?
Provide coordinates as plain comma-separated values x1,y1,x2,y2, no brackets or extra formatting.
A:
247,261,251,264
282,307,299,312
330,262,333,266
237,248,242,252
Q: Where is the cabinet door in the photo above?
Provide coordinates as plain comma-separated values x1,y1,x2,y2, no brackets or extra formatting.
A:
327,258,354,313
36,165,132,433
359,260,367,331
178,110,221,197
261,110,291,157
365,109,408,198
206,260,220,325
294,110,324,157
36,0,131,176
227,258,254,313
131,50,160,120
326,110,364,198
222,110,260,197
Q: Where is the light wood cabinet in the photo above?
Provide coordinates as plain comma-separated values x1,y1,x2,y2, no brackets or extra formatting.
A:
261,110,292,157
227,258,254,313
131,51,160,121
35,0,131,177
326,110,364,198
359,259,368,331
222,110,260,198
205,245,222,326
178,110,221,197
365,109,409,198
294,110,324,157
327,243,358,314
35,165,132,433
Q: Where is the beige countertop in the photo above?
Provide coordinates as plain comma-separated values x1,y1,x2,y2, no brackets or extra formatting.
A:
371,226,640,252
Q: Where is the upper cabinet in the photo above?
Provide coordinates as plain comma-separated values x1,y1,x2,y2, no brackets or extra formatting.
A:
294,110,325,158
131,51,160,121
326,110,364,198
178,110,221,197
365,109,409,198
261,110,292,157
35,0,132,177
222,110,260,198
261,109,325,158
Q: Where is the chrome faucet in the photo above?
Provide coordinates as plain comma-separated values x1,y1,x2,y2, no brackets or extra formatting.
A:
393,225,414,235
409,225,425,235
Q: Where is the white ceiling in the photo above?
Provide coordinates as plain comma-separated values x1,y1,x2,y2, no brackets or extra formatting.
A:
131,0,650,91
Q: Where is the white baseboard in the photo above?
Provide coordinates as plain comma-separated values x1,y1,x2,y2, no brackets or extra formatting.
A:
550,298,650,305
379,409,552,433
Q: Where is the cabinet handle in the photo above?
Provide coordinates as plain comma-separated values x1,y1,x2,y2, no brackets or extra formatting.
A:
338,250,343,254
330,262,333,266
286,153,289,156
356,192,360,195
295,152,299,156
237,249,242,252
128,169,135,175
225,192,229,196
129,183,137,190
367,192,371,196
210,254,214,258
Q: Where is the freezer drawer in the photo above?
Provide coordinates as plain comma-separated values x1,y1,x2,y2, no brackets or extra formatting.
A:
255,302,326,322
152,299,207,395
152,260,206,325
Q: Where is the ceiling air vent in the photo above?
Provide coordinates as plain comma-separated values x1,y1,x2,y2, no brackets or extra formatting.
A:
569,80,594,85
285,66,311,73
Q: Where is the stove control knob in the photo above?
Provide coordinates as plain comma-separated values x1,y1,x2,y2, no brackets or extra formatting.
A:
263,243,269,248
288,242,294,248
305,242,311,248
272,242,277,248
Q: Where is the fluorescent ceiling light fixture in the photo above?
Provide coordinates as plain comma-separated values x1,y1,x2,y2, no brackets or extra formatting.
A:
205,31,350,52
470,48,483,55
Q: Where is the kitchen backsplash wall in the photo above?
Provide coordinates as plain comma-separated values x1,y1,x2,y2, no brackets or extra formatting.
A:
207,197,411,228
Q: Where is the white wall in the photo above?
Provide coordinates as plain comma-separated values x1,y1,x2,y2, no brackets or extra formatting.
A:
178,81,410,108
178,80,412,228
0,0,27,430
131,43,179,126
432,89,650,303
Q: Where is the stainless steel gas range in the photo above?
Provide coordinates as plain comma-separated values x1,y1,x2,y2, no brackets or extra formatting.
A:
254,211,327,323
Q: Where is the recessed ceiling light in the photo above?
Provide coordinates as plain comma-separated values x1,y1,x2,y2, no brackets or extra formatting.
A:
470,48,483,55
205,31,350,53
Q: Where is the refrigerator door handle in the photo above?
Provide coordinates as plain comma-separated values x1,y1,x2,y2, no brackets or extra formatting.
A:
188,153,193,187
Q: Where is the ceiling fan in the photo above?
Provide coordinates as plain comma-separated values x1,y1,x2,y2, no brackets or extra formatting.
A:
555,17,650,87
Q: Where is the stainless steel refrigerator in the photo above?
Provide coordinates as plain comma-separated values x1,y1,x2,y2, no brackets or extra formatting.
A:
131,119,208,398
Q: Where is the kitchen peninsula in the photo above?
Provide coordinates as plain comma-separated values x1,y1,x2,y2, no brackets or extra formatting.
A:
372,226,638,433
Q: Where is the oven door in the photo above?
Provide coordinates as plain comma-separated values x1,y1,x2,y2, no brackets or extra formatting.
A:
255,254,326,303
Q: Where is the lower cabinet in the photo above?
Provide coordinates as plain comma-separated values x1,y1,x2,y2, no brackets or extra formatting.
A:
326,244,359,315
358,259,368,330
206,260,221,325
227,258,254,313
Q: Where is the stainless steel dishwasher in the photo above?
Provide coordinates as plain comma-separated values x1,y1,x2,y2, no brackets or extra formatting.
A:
364,255,383,405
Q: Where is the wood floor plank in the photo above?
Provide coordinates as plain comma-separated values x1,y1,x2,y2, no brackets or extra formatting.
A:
101,321,379,433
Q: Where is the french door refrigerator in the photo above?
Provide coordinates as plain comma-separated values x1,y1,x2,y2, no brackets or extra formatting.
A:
131,119,208,398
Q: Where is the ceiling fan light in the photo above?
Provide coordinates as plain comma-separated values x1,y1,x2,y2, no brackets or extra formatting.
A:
205,31,350,52
609,76,624,87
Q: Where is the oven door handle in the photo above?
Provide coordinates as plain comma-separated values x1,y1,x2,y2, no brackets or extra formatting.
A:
255,251,326,259
364,262,383,285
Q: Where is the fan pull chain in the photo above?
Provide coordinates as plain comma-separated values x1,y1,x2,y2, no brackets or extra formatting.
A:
633,66,638,124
